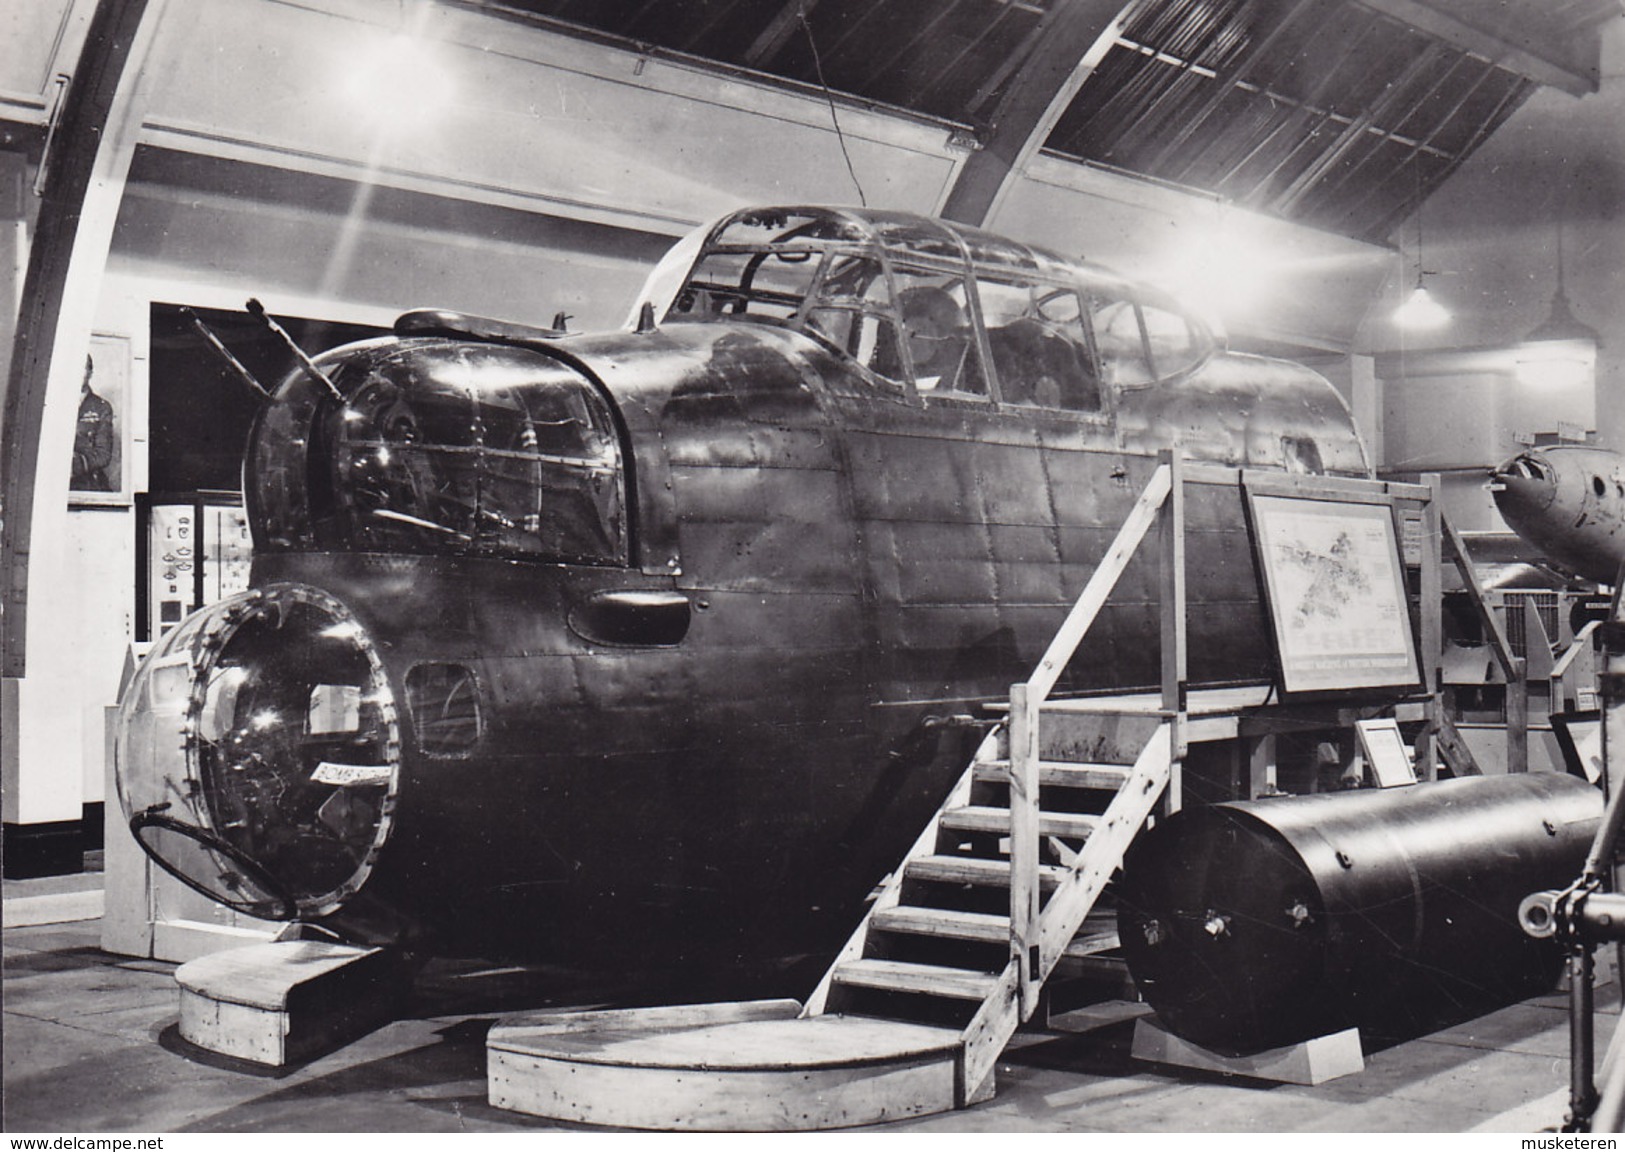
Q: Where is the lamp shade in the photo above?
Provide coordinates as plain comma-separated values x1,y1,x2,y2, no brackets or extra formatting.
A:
1395,284,1449,329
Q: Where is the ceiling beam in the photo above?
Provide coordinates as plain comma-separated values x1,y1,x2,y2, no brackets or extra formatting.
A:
1,0,166,678
744,0,817,69
938,0,1131,228
1353,0,1600,96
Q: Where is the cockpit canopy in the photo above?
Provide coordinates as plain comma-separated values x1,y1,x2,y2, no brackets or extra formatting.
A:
634,206,1217,410
247,341,627,565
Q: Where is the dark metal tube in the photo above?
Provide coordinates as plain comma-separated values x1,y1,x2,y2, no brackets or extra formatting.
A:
1522,892,1625,944
1570,949,1598,1131
1120,774,1602,1054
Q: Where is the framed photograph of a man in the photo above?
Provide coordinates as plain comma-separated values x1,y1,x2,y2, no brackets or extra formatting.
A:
70,333,132,505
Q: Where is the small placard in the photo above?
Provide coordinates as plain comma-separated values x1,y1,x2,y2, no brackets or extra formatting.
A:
1399,510,1424,568
1356,719,1416,788
308,684,361,734
312,762,392,787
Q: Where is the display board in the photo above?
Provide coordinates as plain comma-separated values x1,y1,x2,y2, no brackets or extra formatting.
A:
138,493,253,641
1247,492,1422,696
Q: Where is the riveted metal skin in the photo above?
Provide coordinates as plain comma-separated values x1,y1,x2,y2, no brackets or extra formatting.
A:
119,207,1371,972
1118,774,1603,1055
1493,446,1625,584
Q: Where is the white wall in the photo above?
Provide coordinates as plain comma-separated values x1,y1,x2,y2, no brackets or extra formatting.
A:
1361,17,1625,465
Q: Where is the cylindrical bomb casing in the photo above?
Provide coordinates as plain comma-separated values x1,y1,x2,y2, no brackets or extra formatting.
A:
1118,773,1601,1055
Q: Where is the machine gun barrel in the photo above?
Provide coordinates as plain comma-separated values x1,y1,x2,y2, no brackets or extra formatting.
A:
245,297,344,403
180,307,271,398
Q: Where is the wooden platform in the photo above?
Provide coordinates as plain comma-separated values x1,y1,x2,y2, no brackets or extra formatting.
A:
487,1000,965,1131
176,939,409,1066
1026,686,1427,743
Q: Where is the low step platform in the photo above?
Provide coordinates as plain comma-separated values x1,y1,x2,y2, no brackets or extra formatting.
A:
487,1000,964,1131
175,939,409,1067
1131,1016,1364,1086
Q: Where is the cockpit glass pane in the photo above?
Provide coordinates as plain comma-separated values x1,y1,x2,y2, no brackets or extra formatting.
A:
1091,295,1156,388
712,209,865,247
115,585,400,919
976,280,1102,411
669,248,823,322
331,369,624,564
1140,303,1202,378
883,268,988,399
869,215,963,261
240,346,628,566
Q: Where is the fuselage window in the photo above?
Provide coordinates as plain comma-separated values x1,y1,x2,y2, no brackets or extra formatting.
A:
976,280,1102,411
1281,435,1324,475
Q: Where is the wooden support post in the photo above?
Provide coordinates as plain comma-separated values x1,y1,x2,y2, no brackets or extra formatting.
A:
1508,655,1530,774
1008,682,1041,1022
1419,477,1444,782
1440,508,1526,773
1159,450,1187,814
1247,733,1277,799
1599,584,1625,1035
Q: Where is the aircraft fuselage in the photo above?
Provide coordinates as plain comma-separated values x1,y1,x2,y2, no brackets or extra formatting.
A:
116,206,1368,969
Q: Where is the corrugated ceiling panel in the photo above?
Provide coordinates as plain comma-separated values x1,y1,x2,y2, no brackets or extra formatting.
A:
1044,0,1535,240
471,0,1552,241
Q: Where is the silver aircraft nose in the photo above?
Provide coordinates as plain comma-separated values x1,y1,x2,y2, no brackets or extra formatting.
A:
1491,452,1559,515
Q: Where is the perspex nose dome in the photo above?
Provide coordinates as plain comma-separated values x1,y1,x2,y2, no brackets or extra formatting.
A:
115,583,400,920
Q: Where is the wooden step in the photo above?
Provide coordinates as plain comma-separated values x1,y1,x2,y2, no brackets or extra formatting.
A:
974,760,1132,791
1056,954,1131,982
832,959,1000,1001
906,855,1068,890
1062,929,1121,959
871,906,1009,944
176,941,411,1067
940,805,1100,840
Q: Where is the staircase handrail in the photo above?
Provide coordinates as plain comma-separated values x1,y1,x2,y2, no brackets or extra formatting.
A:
1009,458,1179,1021
1023,462,1173,704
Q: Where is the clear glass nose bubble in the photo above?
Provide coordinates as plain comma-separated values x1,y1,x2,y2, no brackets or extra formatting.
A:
115,584,400,920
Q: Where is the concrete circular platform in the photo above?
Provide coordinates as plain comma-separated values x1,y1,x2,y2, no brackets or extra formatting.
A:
487,999,965,1130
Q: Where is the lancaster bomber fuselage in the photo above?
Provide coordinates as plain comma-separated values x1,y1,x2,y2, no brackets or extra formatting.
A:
117,207,1367,970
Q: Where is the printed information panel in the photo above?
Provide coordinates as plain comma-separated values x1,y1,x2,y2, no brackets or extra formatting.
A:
1248,492,1422,695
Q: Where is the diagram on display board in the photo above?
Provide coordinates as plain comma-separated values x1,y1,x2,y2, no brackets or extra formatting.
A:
1248,492,1423,696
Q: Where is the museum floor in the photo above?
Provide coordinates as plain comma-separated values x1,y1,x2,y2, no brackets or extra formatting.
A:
0,867,1602,1134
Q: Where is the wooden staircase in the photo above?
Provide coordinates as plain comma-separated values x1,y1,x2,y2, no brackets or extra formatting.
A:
487,455,1188,1128
801,708,1171,1104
